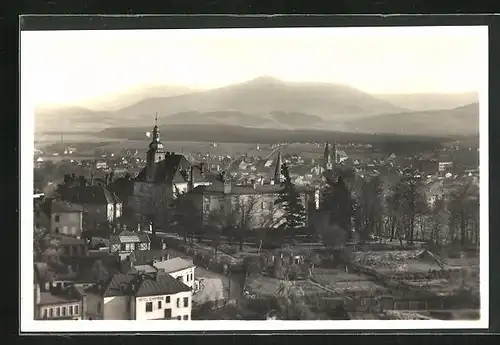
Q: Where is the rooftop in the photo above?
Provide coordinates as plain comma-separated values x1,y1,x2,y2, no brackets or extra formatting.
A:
38,288,82,306
58,184,121,205
153,257,195,274
51,200,84,213
109,230,150,245
101,272,191,297
191,181,314,195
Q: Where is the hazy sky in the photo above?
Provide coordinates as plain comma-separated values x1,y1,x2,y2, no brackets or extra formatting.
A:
21,26,487,107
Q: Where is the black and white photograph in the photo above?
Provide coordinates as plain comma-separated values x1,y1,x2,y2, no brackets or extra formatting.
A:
20,25,488,332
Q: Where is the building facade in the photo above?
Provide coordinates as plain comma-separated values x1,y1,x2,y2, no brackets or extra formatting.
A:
85,272,192,320
35,200,84,237
109,230,151,261
152,257,196,289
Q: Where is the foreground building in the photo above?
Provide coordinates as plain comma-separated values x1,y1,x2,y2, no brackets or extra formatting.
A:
85,272,192,320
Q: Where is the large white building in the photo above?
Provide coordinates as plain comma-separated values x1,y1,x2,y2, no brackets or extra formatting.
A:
85,272,192,320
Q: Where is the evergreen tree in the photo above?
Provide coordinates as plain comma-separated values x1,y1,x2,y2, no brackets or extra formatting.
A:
275,163,306,232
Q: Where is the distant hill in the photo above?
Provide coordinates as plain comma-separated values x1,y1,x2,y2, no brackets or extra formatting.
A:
34,106,114,133
34,77,480,137
83,85,196,111
345,102,479,136
374,92,479,111
99,123,454,147
114,76,407,121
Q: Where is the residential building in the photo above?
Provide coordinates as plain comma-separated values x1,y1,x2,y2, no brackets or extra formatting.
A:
152,257,196,289
109,230,151,261
57,184,122,229
85,272,192,320
34,285,84,320
35,200,83,237
189,179,317,229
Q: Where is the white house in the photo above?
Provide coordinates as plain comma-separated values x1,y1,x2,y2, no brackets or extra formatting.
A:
152,257,196,289
85,272,192,320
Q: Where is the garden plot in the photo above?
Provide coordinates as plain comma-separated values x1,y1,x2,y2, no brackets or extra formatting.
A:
246,275,281,298
312,269,387,296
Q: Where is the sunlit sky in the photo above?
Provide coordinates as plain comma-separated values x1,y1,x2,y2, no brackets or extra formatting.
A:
21,26,487,107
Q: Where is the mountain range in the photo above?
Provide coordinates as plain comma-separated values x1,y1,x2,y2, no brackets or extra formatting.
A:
34,76,480,137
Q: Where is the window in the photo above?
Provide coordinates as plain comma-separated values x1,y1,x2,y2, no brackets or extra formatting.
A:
97,302,101,314
164,308,172,319
43,309,47,319
177,316,181,320
49,308,53,318
183,315,189,320
183,297,189,308
55,227,59,234
261,201,264,210
157,301,162,309
176,298,180,308
146,302,153,312
56,307,61,317
74,305,79,315
55,215,60,222
62,307,66,316
165,296,170,303
120,244,126,251
69,306,73,315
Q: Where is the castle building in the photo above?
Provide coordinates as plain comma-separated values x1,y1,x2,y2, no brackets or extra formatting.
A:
128,116,214,228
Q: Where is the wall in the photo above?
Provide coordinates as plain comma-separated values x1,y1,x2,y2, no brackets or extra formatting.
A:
85,293,103,320
37,301,83,320
103,296,130,320
134,291,192,320
164,267,196,289
34,210,50,230
82,204,108,227
51,211,83,237
130,182,172,224
200,191,310,229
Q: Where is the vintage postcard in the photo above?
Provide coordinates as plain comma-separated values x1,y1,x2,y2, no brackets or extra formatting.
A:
20,24,488,332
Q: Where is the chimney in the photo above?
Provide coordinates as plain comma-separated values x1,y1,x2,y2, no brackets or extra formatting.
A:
137,222,141,233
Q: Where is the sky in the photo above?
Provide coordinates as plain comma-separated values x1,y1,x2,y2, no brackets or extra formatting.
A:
21,26,488,108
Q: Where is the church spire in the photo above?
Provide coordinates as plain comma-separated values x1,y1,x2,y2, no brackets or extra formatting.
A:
146,113,166,179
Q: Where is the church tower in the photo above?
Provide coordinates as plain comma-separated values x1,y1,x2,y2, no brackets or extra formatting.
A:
145,114,166,179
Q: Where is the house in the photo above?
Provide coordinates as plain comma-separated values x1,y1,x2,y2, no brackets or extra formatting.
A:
189,179,317,229
52,235,88,258
152,257,196,289
57,184,122,229
34,262,77,291
34,285,84,320
85,272,192,320
109,230,151,261
35,200,83,237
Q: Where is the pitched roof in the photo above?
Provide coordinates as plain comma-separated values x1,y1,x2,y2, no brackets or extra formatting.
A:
38,288,82,306
130,249,173,265
58,185,121,205
109,231,150,245
136,153,215,184
51,200,84,213
135,273,192,297
191,181,314,195
101,272,191,297
153,257,195,274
